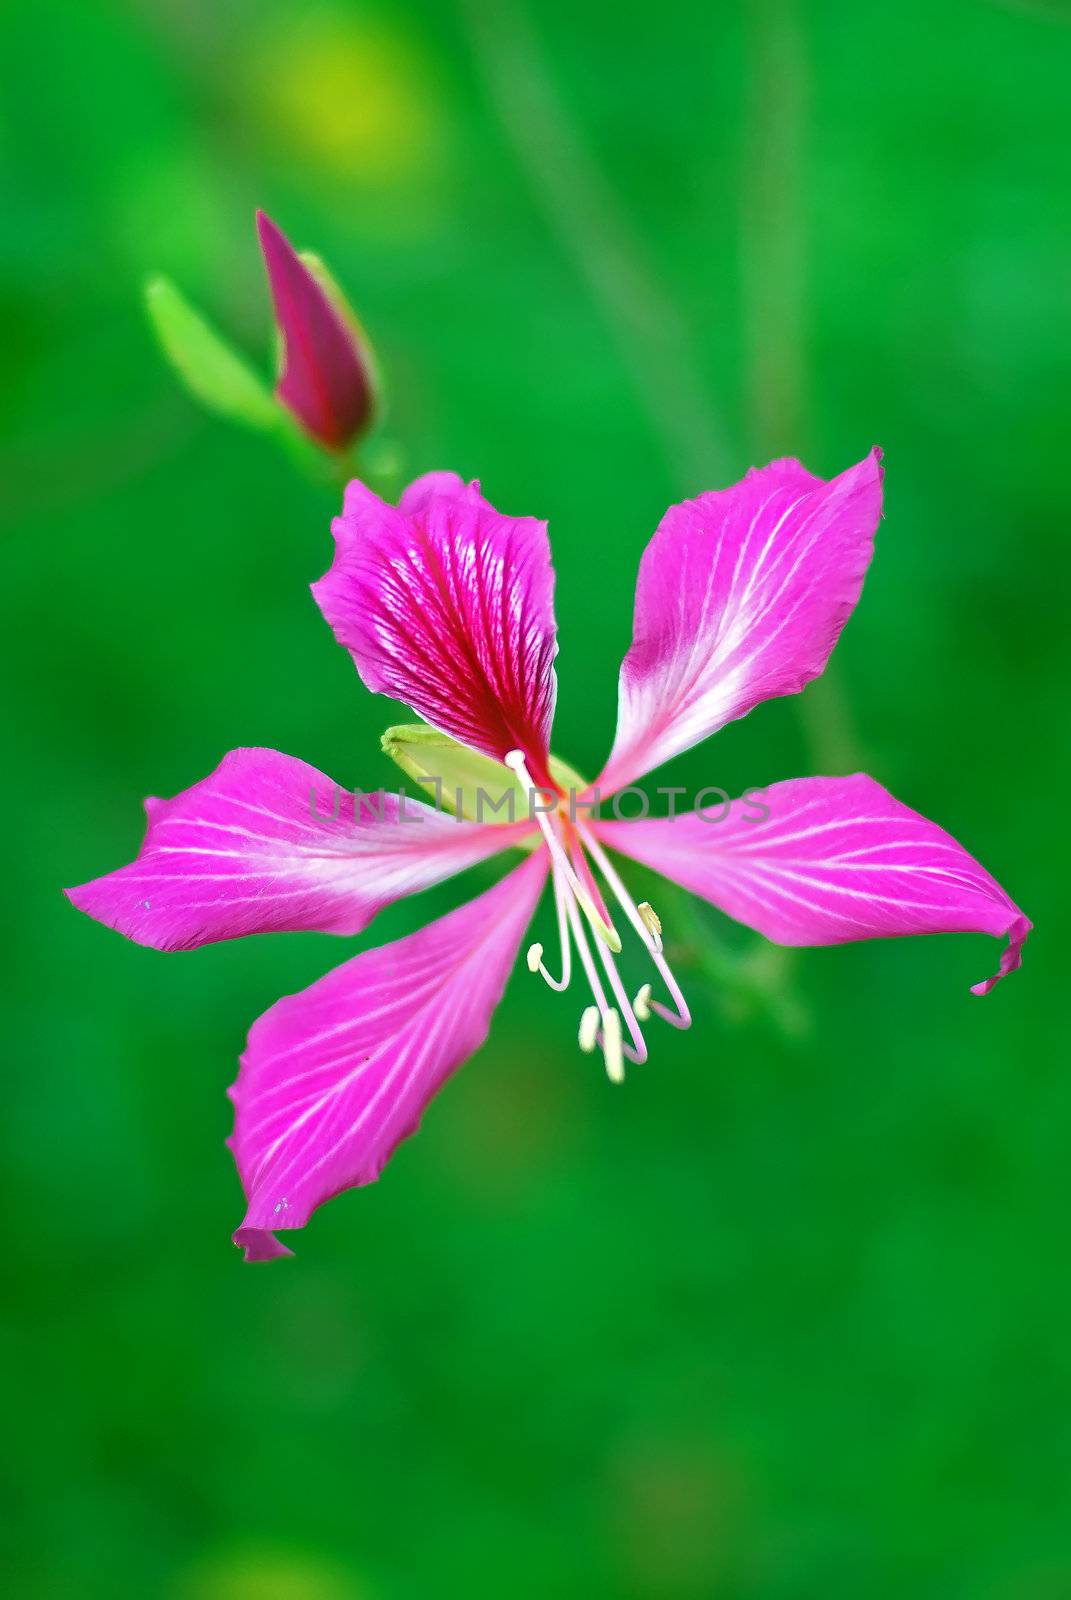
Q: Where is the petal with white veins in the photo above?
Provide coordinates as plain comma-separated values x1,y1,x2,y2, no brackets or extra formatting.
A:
66,747,529,951
229,848,548,1260
596,451,884,793
594,773,1030,993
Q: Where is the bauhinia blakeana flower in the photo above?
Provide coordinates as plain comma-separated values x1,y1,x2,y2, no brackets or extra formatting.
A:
145,211,378,455
67,453,1030,1260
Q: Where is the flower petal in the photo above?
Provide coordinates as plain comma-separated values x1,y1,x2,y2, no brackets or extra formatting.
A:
229,849,548,1261
596,451,884,793
595,773,1030,993
66,748,528,951
256,210,375,451
313,475,558,780
396,469,482,514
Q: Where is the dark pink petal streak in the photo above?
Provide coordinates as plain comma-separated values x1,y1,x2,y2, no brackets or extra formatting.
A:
595,773,1029,993
230,848,548,1260
314,473,558,782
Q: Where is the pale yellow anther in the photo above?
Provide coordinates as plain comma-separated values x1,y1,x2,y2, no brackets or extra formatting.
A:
637,901,663,950
578,1006,600,1053
602,1009,625,1083
526,942,544,973
633,982,652,1022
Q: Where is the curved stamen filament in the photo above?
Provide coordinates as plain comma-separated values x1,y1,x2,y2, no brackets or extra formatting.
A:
590,920,648,1064
526,872,572,991
560,885,625,1080
504,750,621,951
517,776,691,1075
579,826,692,1030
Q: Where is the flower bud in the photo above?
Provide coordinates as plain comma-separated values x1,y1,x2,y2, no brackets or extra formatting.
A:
256,209,379,453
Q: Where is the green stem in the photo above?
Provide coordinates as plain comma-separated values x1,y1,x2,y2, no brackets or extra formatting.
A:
460,0,732,489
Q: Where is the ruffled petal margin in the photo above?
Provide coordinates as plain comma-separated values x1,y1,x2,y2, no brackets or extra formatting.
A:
313,473,558,784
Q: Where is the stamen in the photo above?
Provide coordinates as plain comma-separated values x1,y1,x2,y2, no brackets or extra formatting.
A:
591,919,648,1063
504,750,621,951
525,874,572,991
602,1010,625,1083
637,901,663,952
579,825,692,1032
578,1006,600,1052
561,881,636,1077
648,951,691,1030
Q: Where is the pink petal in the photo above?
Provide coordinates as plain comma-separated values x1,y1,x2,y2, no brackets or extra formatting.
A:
256,210,374,451
229,849,548,1260
595,773,1030,993
396,470,484,514
596,451,884,793
313,475,558,783
66,747,528,951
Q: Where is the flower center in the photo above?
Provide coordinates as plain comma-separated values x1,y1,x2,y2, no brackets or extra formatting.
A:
505,749,691,1082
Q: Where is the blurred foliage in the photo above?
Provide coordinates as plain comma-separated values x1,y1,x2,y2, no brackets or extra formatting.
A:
1,0,1069,1596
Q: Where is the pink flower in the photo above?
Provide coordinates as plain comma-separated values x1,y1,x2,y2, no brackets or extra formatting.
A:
67,455,1030,1260
256,210,378,452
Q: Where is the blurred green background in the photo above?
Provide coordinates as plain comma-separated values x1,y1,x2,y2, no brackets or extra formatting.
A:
2,0,1068,1594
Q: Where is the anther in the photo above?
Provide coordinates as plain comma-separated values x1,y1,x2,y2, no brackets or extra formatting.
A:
578,1006,600,1053
602,1010,625,1083
633,982,652,1022
637,901,663,952
526,942,544,973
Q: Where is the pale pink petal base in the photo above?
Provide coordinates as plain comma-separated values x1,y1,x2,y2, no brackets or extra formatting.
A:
595,773,1030,993
66,748,529,951
230,849,548,1261
597,451,884,793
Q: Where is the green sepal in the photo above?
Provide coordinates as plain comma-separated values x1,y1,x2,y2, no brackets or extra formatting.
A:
145,275,280,432
381,724,588,825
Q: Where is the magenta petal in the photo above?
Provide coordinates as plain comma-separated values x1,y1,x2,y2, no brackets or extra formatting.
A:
229,849,548,1260
396,470,485,515
313,475,558,779
595,773,1030,992
256,210,374,451
66,748,528,951
597,451,884,793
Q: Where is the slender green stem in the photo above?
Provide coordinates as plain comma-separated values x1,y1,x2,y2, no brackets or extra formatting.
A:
460,0,732,488
740,0,864,775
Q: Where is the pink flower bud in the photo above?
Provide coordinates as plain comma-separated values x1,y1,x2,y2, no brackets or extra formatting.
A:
256,209,378,452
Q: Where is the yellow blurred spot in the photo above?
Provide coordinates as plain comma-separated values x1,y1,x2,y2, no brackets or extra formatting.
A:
246,9,439,182
172,1543,369,1600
